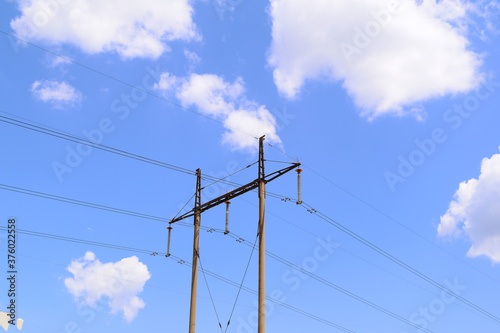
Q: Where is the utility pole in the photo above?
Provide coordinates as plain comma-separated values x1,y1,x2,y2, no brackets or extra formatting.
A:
168,136,300,333
189,169,202,333
258,136,266,333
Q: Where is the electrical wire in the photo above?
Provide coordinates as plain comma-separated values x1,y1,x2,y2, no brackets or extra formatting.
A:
1,226,355,332
1,183,429,331
299,202,500,325
266,142,500,288
198,254,224,332
0,184,494,326
6,19,491,299
0,183,170,224
165,254,356,333
0,113,196,175
170,193,196,223
0,111,294,202
224,231,259,332
201,162,258,190
3,24,493,329
0,30,259,141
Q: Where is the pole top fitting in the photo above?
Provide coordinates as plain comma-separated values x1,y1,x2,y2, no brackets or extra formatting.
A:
296,168,302,173
167,226,173,230
225,201,231,204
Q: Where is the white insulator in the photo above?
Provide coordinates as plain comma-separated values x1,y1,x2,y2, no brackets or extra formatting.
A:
296,169,303,205
166,226,172,257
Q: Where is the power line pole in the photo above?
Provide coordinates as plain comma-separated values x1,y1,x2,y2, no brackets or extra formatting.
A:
189,169,202,333
258,136,266,333
169,136,300,333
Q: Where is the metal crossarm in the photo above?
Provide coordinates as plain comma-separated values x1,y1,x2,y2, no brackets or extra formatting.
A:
169,162,300,225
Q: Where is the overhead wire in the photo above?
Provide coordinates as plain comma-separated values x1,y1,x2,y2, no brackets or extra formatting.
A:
0,184,436,331
0,30,259,141
170,193,196,223
2,226,355,332
0,113,196,175
3,26,494,330
2,30,497,326
266,142,500,287
198,254,224,332
224,231,259,332
201,161,258,191
0,111,293,202
4,26,495,294
0,183,493,329
299,201,500,325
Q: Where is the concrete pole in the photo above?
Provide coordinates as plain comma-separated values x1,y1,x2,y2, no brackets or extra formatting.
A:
189,169,202,333
258,136,266,333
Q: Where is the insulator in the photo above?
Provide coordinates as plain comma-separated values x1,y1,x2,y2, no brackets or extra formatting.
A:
166,226,173,257
224,201,230,234
296,169,303,205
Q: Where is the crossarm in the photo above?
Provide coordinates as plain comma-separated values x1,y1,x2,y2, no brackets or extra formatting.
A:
169,162,300,224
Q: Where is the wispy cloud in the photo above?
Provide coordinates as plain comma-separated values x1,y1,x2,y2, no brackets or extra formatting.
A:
30,80,83,109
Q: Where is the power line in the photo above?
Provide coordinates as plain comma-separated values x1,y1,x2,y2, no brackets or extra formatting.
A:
0,112,293,202
0,183,490,329
201,162,258,190
0,183,171,223
0,30,258,141
4,25,494,329
269,143,500,287
0,113,195,175
0,184,436,331
4,25,494,294
225,231,259,332
2,226,355,332
299,202,500,325
198,254,224,332
220,229,440,332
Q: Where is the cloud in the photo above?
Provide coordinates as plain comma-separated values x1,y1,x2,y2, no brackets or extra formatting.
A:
31,80,83,108
267,0,485,119
11,0,198,59
64,251,151,322
156,73,281,151
438,148,500,263
184,49,201,67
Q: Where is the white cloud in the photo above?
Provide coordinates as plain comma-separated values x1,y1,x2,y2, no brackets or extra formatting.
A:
31,80,83,108
267,0,485,119
156,73,281,151
46,55,71,68
11,0,198,59
184,49,201,68
65,251,151,322
438,148,500,263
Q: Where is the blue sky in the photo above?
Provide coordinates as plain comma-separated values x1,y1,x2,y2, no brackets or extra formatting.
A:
1,0,500,332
